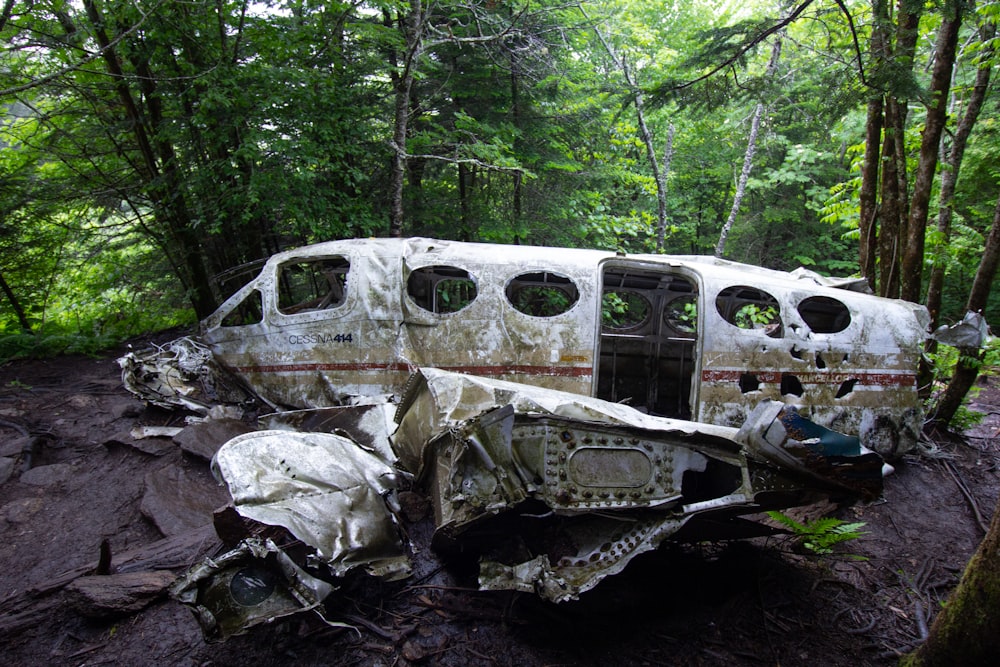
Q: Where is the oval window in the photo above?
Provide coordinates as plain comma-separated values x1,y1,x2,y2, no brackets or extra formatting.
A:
602,291,651,331
715,286,782,337
506,272,579,317
798,296,851,334
663,294,698,335
407,266,478,314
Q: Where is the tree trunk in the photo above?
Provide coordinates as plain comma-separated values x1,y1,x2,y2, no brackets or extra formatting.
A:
925,21,995,329
584,12,670,253
0,271,32,333
859,92,882,291
932,191,1000,426
858,0,891,290
656,124,676,252
878,98,903,297
900,1,963,303
715,36,781,258
388,1,424,238
902,496,1000,665
715,102,762,258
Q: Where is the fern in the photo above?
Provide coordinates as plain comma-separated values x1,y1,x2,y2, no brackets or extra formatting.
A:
766,511,867,558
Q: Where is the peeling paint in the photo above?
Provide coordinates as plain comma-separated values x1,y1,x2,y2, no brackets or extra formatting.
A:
144,238,928,457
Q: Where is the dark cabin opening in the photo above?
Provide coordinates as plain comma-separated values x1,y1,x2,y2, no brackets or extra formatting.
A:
597,267,698,419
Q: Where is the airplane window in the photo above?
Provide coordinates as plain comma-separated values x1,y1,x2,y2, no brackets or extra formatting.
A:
798,296,851,334
715,286,782,337
507,272,579,317
221,290,263,327
277,257,350,314
663,294,698,335
407,266,477,314
602,291,650,330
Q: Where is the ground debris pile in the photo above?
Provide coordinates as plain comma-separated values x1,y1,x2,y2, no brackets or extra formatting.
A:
0,343,997,666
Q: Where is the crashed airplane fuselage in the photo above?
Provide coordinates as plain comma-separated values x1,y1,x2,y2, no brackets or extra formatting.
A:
198,237,928,458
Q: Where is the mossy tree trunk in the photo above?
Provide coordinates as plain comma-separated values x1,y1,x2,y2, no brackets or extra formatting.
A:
901,499,1000,665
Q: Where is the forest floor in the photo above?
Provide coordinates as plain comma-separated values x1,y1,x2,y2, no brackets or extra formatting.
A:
0,332,998,667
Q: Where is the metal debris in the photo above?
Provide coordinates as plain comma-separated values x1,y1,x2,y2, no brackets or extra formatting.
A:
121,237,931,458
116,238,936,635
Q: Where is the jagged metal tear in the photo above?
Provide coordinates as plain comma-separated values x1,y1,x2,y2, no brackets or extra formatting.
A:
212,430,411,581
394,368,885,603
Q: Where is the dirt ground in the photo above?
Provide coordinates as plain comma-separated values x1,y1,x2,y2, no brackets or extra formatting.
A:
0,334,998,667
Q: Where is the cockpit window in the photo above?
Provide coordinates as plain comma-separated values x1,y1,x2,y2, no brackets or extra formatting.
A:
507,272,579,317
221,290,263,327
715,286,782,337
277,257,350,315
407,266,477,314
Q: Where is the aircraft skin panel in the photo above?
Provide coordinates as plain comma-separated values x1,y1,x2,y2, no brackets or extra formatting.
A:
187,237,927,457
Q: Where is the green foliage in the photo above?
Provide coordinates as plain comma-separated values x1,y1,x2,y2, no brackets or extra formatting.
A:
1,0,997,349
925,336,1000,428
766,511,868,558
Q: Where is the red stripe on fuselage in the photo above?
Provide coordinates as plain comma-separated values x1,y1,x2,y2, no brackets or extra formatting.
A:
700,369,915,387
233,362,592,377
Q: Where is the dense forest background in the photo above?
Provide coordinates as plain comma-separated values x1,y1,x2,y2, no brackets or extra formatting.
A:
1,0,998,366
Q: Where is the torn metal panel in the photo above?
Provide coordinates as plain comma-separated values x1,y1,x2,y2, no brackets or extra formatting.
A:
930,311,989,349
212,430,411,581
259,403,398,465
172,368,886,636
118,337,261,414
126,237,928,458
394,369,884,602
169,537,339,641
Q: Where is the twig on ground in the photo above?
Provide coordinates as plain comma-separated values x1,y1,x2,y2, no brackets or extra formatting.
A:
913,600,929,640
942,459,990,534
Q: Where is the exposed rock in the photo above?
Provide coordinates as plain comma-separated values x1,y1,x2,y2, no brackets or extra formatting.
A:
0,457,14,485
106,430,176,456
65,570,178,618
140,463,230,537
0,497,44,524
19,462,74,487
173,418,254,461
0,435,31,458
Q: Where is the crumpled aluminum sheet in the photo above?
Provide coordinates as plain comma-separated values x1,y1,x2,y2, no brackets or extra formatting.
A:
931,311,989,349
212,430,411,581
170,537,339,641
394,368,886,602
118,336,261,413
393,366,738,474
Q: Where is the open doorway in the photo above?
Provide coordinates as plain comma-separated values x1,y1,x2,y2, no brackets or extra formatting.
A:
597,266,699,418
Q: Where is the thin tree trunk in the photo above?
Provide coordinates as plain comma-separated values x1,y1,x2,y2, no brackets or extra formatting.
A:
925,21,995,329
0,271,32,333
715,101,762,257
584,12,669,253
656,124,676,252
715,36,781,258
859,92,883,290
933,191,1000,426
900,1,963,303
388,1,423,238
878,99,903,297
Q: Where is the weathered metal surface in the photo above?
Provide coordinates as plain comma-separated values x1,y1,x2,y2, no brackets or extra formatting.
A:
392,368,883,602
170,537,340,641
212,430,411,581
145,237,928,458
122,237,936,631
119,337,260,413
172,367,886,632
